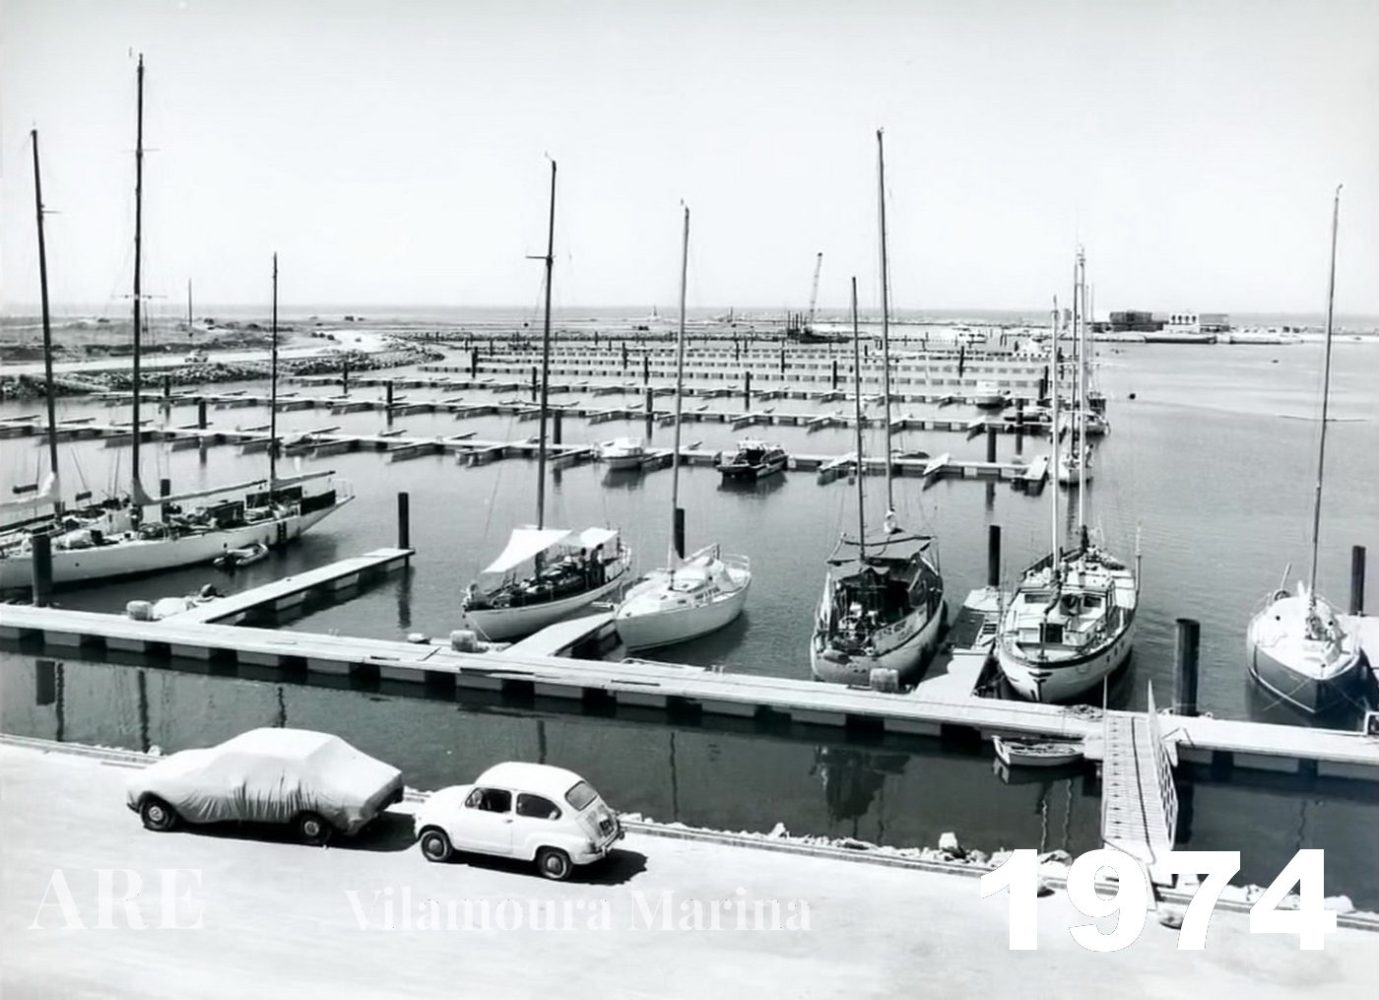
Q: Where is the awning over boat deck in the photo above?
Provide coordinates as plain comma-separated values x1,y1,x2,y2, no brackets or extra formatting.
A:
481,527,571,575
575,526,619,551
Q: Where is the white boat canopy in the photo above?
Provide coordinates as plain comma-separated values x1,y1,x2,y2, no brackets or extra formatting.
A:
481,527,571,576
575,526,619,551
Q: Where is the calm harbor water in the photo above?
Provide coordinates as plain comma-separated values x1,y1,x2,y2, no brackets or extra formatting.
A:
2,338,1376,903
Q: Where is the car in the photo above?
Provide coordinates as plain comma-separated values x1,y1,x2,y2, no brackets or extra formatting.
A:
126,728,404,845
413,762,623,880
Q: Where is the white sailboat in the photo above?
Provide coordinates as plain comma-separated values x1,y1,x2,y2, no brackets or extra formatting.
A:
996,252,1138,703
460,160,631,641
616,206,751,652
811,274,946,686
0,68,349,592
1247,187,1365,715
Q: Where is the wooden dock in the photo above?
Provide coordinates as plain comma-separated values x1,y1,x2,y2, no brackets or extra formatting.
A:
166,548,414,625
2,603,1376,780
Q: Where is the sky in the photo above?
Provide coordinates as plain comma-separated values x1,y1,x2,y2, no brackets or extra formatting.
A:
2,0,1377,316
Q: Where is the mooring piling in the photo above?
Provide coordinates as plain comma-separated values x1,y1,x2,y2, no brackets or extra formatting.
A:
1351,545,1367,615
396,491,411,550
1174,618,1201,717
987,524,1001,588
30,531,53,608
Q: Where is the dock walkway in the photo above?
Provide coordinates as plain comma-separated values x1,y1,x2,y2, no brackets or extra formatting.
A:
3,603,1377,780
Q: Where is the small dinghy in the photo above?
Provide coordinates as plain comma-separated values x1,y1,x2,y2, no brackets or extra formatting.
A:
213,541,270,570
992,735,1084,769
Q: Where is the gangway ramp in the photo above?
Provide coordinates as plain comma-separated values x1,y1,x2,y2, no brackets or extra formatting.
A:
1100,684,1177,884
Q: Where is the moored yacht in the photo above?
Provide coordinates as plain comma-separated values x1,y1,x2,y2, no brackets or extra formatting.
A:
598,437,646,471
1245,187,1367,715
460,159,631,641
615,206,751,651
715,439,787,482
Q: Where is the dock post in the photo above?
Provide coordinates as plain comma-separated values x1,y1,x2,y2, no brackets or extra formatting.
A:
987,524,1001,588
831,358,838,390
530,365,538,401
621,342,628,370
342,359,350,395
642,354,650,384
1174,618,1200,717
197,399,208,429
385,382,395,410
673,507,685,558
1351,545,1367,614
162,375,172,407
397,491,411,550
744,370,752,410
469,349,478,378
31,530,53,607
553,409,563,445
644,386,653,425
986,426,997,463
779,344,786,375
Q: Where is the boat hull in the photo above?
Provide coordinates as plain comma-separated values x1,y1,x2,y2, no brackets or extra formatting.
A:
1246,600,1365,715
615,573,750,651
717,458,785,483
996,615,1135,703
810,597,946,686
0,501,349,591
463,562,631,641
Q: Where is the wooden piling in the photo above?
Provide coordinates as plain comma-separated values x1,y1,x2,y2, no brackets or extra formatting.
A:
987,524,1001,588
1351,545,1367,615
397,492,411,550
31,531,53,607
1174,618,1200,717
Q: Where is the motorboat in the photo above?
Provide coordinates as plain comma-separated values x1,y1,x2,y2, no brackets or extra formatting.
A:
715,439,787,482
598,437,646,471
971,381,1007,408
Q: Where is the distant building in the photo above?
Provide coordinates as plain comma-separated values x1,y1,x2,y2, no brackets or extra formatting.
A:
1199,312,1231,332
1109,310,1159,332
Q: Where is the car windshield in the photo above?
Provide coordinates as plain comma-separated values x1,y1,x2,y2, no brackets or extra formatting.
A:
563,780,598,811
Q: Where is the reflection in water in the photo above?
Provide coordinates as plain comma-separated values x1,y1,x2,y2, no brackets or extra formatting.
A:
814,746,908,838
396,567,413,631
717,474,787,497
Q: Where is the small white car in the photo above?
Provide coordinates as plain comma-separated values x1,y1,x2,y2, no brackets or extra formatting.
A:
414,762,623,880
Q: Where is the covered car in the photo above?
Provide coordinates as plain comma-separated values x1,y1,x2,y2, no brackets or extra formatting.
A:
126,728,403,844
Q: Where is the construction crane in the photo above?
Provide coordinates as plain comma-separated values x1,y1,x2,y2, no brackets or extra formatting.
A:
806,251,824,333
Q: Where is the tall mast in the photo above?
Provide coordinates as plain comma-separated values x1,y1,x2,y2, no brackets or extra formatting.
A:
269,253,279,485
187,279,193,330
1049,298,1061,570
130,54,146,511
31,129,61,512
851,277,866,558
1075,248,1087,529
668,205,689,572
1306,185,1342,626
534,159,557,530
876,128,895,515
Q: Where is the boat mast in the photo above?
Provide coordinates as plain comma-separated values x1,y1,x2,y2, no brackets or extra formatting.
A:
1049,298,1061,575
130,54,147,513
534,159,557,530
851,277,866,559
269,253,279,485
876,129,895,517
1306,185,1342,629
187,279,193,331
30,129,61,513
1075,248,1087,532
668,204,689,573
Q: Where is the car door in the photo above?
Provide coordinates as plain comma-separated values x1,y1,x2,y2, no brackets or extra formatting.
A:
512,793,564,860
453,787,515,856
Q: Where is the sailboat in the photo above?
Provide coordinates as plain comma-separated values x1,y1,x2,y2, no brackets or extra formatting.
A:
615,206,752,651
0,68,350,590
811,274,946,686
995,258,1138,703
460,160,631,641
1246,187,1366,714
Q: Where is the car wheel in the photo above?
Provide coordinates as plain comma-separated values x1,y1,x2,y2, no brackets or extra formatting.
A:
536,847,572,881
297,812,333,846
140,796,178,832
418,827,452,863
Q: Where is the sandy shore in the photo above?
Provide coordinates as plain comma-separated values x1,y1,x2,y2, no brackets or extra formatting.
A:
1,741,1372,999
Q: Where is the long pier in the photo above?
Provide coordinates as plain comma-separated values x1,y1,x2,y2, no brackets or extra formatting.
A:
3,603,1376,781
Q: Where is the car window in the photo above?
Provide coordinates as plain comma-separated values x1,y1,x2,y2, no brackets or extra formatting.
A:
564,780,598,811
465,787,512,813
516,794,561,821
